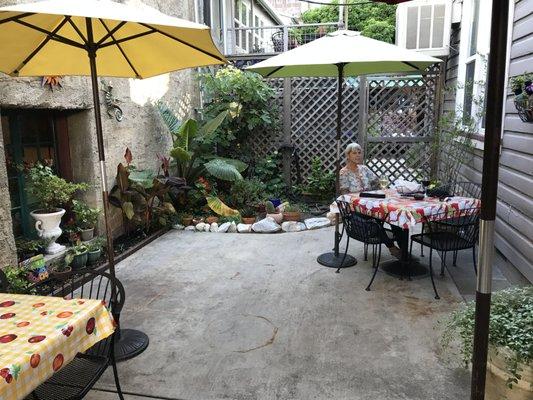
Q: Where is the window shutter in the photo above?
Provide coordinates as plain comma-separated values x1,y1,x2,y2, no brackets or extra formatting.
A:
406,6,418,49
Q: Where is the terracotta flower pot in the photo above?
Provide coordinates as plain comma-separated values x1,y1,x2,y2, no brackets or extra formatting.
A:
50,266,72,280
206,216,219,224
283,212,301,222
181,216,193,226
242,217,256,225
485,346,532,400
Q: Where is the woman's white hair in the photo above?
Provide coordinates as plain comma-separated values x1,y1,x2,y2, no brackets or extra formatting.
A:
345,143,362,157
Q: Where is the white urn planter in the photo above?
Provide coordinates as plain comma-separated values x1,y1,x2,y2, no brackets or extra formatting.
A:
30,208,66,254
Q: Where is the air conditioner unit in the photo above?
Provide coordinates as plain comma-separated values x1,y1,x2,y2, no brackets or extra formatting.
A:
396,0,453,57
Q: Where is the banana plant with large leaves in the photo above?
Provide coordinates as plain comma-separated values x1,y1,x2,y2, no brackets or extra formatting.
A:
156,102,247,184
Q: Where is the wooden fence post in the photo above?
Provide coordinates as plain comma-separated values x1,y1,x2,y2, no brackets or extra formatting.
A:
282,77,292,187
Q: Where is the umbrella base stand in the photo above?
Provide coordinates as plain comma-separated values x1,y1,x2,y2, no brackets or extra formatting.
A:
114,328,149,362
317,252,357,269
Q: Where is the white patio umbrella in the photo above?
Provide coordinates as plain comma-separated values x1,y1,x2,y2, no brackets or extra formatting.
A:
247,30,440,269
0,0,226,361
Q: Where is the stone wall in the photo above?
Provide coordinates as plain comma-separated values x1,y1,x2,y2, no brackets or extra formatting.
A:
0,122,17,267
0,0,201,257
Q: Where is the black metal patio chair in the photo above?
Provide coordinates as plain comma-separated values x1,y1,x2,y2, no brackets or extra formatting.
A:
336,200,393,290
409,208,480,299
24,269,126,400
451,180,481,199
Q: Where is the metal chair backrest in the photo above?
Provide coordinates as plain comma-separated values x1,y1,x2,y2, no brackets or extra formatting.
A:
336,200,383,242
29,269,125,357
452,181,481,199
425,207,480,248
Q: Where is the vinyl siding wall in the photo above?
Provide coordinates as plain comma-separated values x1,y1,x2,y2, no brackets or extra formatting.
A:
443,0,533,282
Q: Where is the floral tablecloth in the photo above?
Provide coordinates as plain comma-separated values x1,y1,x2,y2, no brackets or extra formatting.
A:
0,293,116,400
334,190,481,229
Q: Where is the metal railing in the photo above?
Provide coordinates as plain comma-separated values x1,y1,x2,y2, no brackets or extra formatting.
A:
225,22,340,57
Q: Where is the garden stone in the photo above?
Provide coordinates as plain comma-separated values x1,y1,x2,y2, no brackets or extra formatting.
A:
196,222,207,232
228,222,237,233
217,222,231,233
252,217,281,233
184,226,196,232
210,222,219,232
237,223,252,233
172,224,185,230
304,217,332,230
282,221,307,233
204,224,210,232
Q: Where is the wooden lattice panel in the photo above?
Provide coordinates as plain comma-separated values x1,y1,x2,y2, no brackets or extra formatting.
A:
290,77,360,179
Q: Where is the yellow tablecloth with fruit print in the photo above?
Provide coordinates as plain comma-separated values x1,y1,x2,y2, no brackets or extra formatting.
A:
0,293,116,400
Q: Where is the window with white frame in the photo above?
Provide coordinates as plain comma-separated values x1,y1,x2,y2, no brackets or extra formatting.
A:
455,0,491,133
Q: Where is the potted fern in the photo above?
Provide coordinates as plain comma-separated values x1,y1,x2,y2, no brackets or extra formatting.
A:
441,287,532,400
240,207,256,225
87,237,105,266
65,244,89,270
282,204,301,222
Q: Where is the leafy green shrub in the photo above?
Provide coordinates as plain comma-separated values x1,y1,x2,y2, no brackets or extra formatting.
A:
229,178,266,209
218,215,242,224
240,207,255,218
298,157,335,198
198,66,279,152
254,151,285,198
72,200,100,230
441,287,533,388
265,201,276,214
27,163,88,212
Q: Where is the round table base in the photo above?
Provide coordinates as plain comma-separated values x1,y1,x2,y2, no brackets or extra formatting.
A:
114,328,149,362
317,252,357,269
381,257,429,279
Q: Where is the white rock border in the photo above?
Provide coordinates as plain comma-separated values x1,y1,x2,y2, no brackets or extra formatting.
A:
173,216,333,234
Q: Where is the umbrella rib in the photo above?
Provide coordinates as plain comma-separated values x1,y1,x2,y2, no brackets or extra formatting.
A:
97,29,156,49
96,20,127,47
13,16,71,75
13,19,85,49
265,66,285,77
138,23,226,62
98,19,141,78
66,16,88,45
402,61,420,71
0,12,34,25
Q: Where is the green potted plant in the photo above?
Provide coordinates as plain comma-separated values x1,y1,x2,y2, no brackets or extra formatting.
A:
510,73,533,122
181,213,193,226
27,163,87,254
2,265,33,294
65,243,89,270
240,207,256,225
86,237,105,266
441,287,532,400
205,215,219,224
265,201,283,224
49,260,72,279
282,204,301,222
72,200,100,241
15,238,44,262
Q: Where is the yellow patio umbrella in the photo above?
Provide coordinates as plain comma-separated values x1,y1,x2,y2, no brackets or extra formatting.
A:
0,0,226,361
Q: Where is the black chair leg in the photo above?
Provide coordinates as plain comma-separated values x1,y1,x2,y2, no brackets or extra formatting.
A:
472,246,477,275
364,243,368,261
453,250,458,266
336,237,350,274
366,244,381,291
440,251,447,277
429,248,440,299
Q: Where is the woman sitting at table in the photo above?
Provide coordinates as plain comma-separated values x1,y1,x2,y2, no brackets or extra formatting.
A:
339,143,402,259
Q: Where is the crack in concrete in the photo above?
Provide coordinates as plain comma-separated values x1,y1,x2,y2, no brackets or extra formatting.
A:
235,314,279,353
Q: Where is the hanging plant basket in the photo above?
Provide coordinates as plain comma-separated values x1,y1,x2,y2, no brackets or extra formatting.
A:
514,94,533,122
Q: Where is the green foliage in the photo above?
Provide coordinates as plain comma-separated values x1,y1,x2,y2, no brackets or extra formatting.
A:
441,287,533,388
265,201,276,214
298,157,335,198
3,266,32,294
86,236,106,252
229,178,266,209
509,72,533,93
27,163,88,211
72,200,99,230
64,244,88,266
198,66,279,152
16,238,44,260
253,151,286,198
156,102,246,183
206,196,240,217
301,0,397,43
218,214,242,224
240,207,256,218
283,203,301,213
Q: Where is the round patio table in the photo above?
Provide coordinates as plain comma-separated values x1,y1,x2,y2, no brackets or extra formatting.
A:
339,189,481,278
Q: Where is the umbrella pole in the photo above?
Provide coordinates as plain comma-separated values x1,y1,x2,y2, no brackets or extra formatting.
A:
86,18,149,362
470,1,509,399
317,63,357,270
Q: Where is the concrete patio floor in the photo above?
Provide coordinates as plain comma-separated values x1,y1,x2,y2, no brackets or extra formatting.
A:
87,227,475,400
